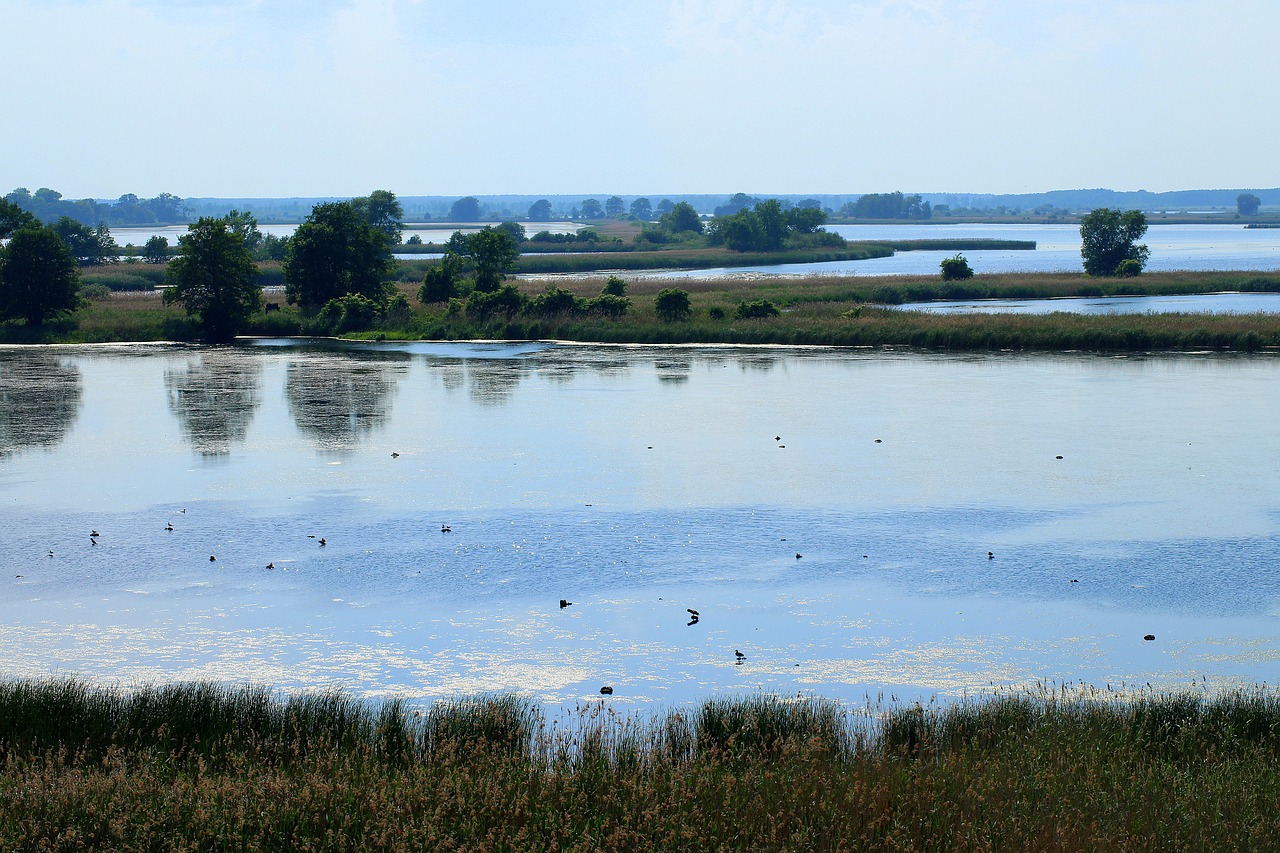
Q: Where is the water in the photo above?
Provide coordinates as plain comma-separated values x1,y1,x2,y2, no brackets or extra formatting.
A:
2,341,1279,706
635,223,1280,279
898,292,1280,315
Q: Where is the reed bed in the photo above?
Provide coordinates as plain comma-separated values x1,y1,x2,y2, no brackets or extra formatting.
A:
0,678,1278,849
8,271,1280,351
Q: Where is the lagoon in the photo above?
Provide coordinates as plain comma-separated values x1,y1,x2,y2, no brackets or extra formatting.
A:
2,341,1278,707
639,223,1280,279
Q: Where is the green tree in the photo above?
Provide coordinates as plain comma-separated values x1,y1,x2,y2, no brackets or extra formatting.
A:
1238,193,1262,216
163,217,262,342
0,225,82,325
601,275,627,297
418,257,462,303
659,202,703,234
579,199,604,219
51,217,118,265
527,199,553,220
0,198,36,238
283,202,394,310
786,206,827,233
605,196,625,217
224,209,263,250
144,235,170,264
450,196,482,221
654,288,691,322
351,190,404,243
940,254,973,280
451,227,519,293
495,221,526,244
1079,208,1149,276
629,198,652,220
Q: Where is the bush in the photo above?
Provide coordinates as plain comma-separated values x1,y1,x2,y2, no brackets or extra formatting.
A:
735,300,781,319
312,293,382,335
466,284,526,321
588,294,630,318
601,276,627,297
940,253,974,281
708,306,726,320
1116,258,1144,277
655,288,691,322
418,261,460,303
529,286,586,316
382,293,413,326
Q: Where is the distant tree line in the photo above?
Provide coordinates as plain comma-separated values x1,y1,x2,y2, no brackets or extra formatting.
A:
4,187,186,227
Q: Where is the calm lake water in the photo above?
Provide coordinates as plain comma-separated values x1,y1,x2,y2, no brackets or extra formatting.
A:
640,223,1280,279
3,341,1279,707
898,292,1280,315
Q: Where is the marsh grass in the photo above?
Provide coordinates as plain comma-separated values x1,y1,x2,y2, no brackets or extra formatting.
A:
2,678,1280,849
8,270,1280,350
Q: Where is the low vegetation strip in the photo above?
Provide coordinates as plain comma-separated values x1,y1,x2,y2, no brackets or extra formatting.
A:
0,677,1277,850
9,271,1280,351
511,245,895,274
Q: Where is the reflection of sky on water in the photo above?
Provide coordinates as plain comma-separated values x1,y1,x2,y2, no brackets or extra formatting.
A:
2,341,1280,706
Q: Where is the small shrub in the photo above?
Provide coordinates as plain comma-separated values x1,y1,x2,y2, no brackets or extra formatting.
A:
708,306,726,320
601,275,627,297
1116,258,1144,277
529,285,586,316
588,293,630,318
467,284,526,321
312,293,381,335
655,288,691,322
418,260,459,303
735,300,781,319
940,253,974,281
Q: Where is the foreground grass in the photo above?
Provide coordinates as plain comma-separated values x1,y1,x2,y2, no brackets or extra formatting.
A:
1,678,1278,850
8,271,1280,351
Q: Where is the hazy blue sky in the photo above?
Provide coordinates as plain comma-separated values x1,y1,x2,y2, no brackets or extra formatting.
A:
3,0,1276,199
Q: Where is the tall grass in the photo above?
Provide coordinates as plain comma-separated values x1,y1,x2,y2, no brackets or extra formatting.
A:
1,678,1279,848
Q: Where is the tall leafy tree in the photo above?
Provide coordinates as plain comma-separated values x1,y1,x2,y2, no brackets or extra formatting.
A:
449,196,483,221
527,199,553,220
1079,208,1149,276
579,198,604,219
351,190,404,244
144,235,170,264
0,198,36,238
0,225,81,325
450,227,519,293
224,210,263,250
51,217,118,265
659,202,703,234
1237,193,1262,216
163,217,262,342
283,202,394,310
605,196,625,217
629,197,652,220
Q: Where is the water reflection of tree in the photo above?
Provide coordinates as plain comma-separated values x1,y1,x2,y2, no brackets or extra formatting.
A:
0,353,83,457
286,353,408,452
655,358,692,384
465,360,526,406
164,351,264,456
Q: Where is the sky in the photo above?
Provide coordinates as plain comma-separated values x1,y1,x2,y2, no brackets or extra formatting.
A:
3,0,1277,199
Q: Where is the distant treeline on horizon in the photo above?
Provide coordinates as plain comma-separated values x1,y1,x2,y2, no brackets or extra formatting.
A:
7,185,1279,227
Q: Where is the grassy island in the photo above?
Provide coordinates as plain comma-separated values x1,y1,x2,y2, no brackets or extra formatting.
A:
9,269,1280,352
0,677,1277,849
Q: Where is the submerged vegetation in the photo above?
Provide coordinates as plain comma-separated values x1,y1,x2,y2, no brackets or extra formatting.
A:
1,677,1278,849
